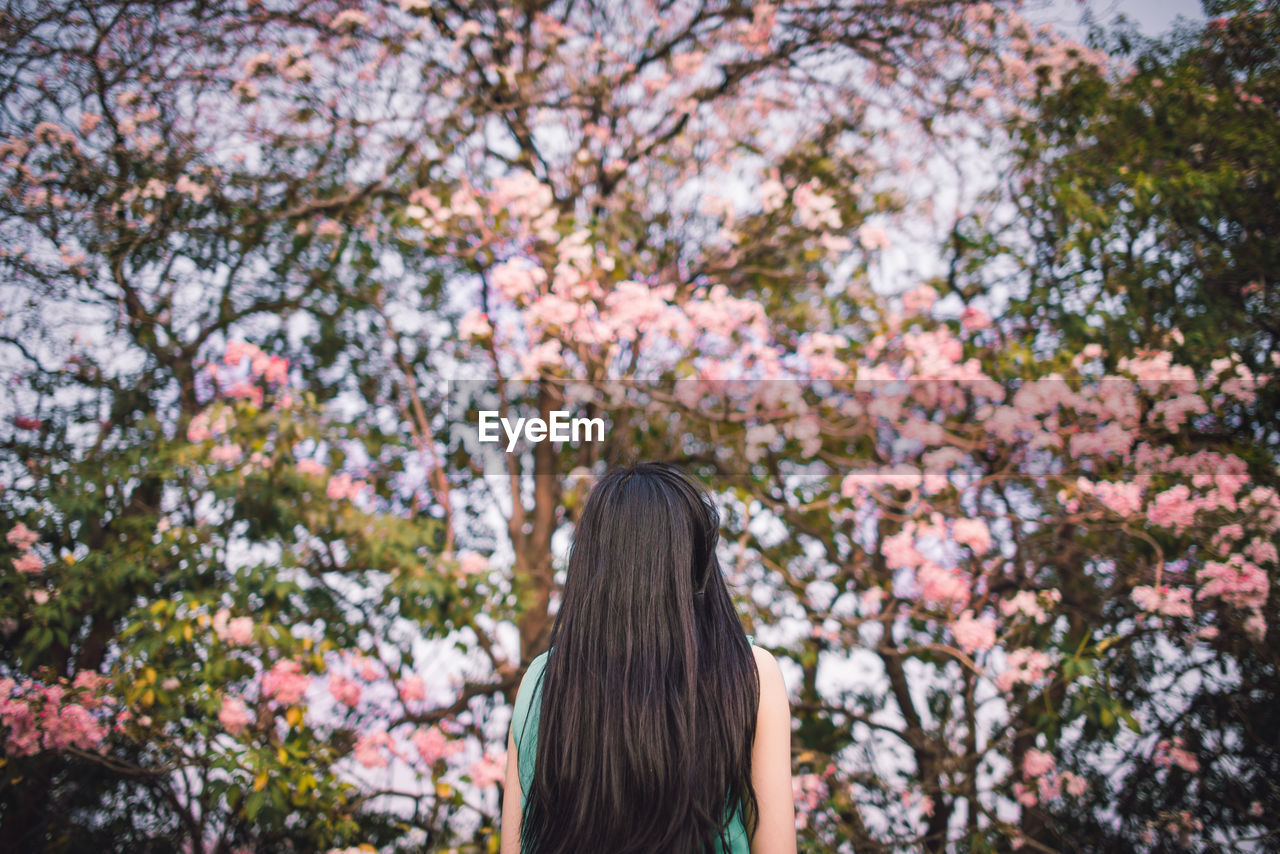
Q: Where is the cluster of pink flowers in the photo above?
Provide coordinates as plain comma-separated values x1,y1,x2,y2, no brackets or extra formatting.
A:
1021,748,1054,778
880,529,923,569
186,407,233,443
1010,748,1087,808
791,766,834,830
1145,484,1201,534
999,589,1059,624
8,522,42,575
1132,584,1194,618
995,648,1054,692
412,724,465,765
951,610,996,654
226,340,283,376
489,170,556,232
950,518,992,554
353,730,406,769
296,458,326,476
793,181,840,231
192,341,290,412
1075,477,1144,517
212,609,255,646
261,659,310,706
0,674,110,756
917,561,971,610
397,674,427,703
218,695,253,735
469,750,507,787
1197,553,1269,612
326,472,369,502
455,550,489,577
328,673,362,708
1153,736,1200,773
900,284,937,317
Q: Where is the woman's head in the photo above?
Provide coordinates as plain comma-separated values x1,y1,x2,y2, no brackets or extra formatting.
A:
519,461,759,854
561,461,725,640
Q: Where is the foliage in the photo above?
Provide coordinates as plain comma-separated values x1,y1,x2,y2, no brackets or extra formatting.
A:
0,1,1274,852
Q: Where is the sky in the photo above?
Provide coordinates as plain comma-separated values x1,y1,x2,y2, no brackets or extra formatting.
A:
1041,0,1206,37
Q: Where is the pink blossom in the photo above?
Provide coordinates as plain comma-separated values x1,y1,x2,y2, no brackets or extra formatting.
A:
353,731,396,768
1037,772,1062,801
881,530,923,569
960,306,991,331
257,355,289,385
73,671,109,696
458,308,491,340
398,674,426,703
758,177,786,212
917,561,971,610
326,473,368,501
860,587,886,616
1068,421,1135,460
952,611,996,654
1077,479,1144,517
223,380,263,408
951,518,992,554
330,9,370,30
490,171,554,221
210,443,243,464
999,590,1054,624
40,702,105,751
1244,537,1278,565
14,551,42,574
1146,484,1199,534
411,725,463,765
792,773,826,817
224,340,260,367
261,660,309,705
218,696,253,735
1022,748,1055,778
350,655,380,681
996,648,1054,692
1154,737,1199,773
794,181,840,230
470,750,507,788
458,550,489,575
1012,781,1037,807
6,522,38,550
1197,554,1268,611
858,224,891,250
296,458,326,476
328,673,362,708
1061,771,1087,797
490,260,545,302
225,617,254,645
901,284,937,315
1132,585,1194,618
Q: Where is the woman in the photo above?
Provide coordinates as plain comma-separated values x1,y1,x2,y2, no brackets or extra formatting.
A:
500,461,797,854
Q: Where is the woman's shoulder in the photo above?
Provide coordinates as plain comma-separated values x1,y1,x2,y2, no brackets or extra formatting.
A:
749,644,785,693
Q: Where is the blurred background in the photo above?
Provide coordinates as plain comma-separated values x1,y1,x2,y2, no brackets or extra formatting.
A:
1,0,1276,851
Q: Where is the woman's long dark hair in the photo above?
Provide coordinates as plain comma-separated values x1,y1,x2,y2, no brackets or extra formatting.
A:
518,461,760,854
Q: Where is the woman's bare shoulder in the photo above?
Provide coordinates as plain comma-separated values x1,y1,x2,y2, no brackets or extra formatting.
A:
749,645,786,696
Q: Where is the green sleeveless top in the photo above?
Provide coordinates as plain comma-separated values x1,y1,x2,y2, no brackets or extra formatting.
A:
510,636,755,854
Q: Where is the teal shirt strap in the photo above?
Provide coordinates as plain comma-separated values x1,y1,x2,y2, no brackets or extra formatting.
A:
512,650,549,798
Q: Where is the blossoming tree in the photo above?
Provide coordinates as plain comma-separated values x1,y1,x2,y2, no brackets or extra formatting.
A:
0,0,1274,852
